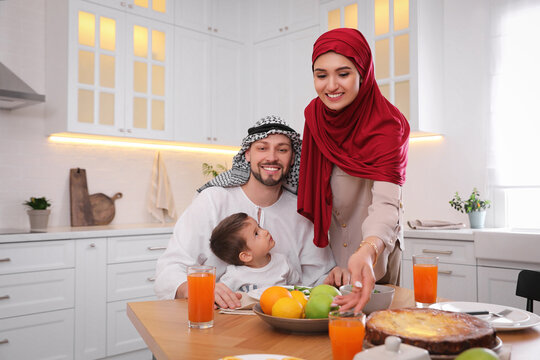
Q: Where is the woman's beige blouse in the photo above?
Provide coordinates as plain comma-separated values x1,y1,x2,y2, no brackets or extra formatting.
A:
329,165,404,283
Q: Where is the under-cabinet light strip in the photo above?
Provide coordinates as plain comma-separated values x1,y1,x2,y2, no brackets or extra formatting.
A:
48,135,240,155
49,133,443,153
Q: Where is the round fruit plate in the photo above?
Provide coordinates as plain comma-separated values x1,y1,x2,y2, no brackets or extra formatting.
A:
252,303,329,333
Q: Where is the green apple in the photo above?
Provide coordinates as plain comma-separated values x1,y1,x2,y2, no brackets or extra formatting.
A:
455,348,499,360
309,284,341,298
305,293,336,319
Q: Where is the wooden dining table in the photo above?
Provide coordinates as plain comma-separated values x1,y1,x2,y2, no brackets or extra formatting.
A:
127,286,540,359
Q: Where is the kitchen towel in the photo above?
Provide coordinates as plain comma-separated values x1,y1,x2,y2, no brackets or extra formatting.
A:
407,219,466,230
148,151,177,223
218,292,258,315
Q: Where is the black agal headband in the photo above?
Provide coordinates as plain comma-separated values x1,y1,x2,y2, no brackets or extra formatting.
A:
248,123,296,136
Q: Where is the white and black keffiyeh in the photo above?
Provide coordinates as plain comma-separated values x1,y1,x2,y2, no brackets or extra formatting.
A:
197,115,302,194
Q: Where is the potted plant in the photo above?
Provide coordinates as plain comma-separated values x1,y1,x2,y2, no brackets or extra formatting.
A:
23,197,51,232
202,162,228,178
449,188,491,228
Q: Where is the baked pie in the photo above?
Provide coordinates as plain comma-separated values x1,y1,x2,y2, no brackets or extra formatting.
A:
365,308,497,355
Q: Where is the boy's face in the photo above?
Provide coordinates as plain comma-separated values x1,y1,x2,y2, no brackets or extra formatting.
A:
239,217,275,262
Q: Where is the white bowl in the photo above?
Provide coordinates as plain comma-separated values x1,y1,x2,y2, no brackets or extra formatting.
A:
339,284,395,314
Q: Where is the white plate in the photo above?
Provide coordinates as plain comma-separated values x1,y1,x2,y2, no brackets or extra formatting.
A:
220,354,304,360
429,301,540,331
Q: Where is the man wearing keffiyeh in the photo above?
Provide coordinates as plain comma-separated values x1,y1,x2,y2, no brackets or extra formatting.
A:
154,116,335,309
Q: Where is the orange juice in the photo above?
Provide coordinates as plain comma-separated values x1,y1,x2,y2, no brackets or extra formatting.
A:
187,272,215,324
413,264,438,303
329,318,365,360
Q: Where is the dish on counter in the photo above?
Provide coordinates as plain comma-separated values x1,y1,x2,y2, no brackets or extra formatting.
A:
252,303,328,333
339,284,395,314
429,301,540,331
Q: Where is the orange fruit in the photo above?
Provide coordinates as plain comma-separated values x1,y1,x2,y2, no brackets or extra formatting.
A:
272,297,303,318
290,290,308,308
260,286,292,315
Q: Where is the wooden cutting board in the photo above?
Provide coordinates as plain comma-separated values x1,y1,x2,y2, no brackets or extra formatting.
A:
90,192,122,225
69,168,94,226
70,168,122,226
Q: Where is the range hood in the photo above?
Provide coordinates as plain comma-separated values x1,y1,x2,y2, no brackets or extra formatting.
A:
0,62,45,110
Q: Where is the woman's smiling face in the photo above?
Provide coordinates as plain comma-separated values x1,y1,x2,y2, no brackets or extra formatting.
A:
313,51,361,111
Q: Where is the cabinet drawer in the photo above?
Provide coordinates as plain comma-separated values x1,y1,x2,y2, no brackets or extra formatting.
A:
0,240,74,275
0,309,74,360
0,269,75,319
108,235,169,264
107,261,157,302
403,238,475,265
402,260,477,302
107,297,156,356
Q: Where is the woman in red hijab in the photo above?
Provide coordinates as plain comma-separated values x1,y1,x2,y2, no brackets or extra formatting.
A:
297,28,409,313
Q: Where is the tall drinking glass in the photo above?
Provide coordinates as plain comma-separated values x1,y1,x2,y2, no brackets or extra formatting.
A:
328,310,366,360
187,265,216,329
413,255,439,308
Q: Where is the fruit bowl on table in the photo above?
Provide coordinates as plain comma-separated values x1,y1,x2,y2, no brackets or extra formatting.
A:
339,284,395,314
252,303,329,333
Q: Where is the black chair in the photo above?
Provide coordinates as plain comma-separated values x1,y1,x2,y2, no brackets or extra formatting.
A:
516,269,540,312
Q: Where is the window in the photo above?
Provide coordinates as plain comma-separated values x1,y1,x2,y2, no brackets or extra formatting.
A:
489,0,540,229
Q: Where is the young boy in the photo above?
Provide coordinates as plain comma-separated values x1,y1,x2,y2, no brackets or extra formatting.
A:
210,212,301,292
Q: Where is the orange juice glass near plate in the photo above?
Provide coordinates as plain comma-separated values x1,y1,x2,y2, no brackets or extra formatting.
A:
187,265,216,329
413,255,439,308
328,311,366,360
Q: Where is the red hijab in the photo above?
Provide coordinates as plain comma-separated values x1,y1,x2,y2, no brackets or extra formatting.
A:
297,28,409,248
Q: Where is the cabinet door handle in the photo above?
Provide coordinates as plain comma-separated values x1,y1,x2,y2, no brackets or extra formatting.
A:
147,246,167,251
212,137,217,141
147,277,156,282
128,3,133,9
284,26,289,30
120,1,127,7
127,129,132,133
438,270,453,275
208,26,212,31
279,28,283,32
0,295,10,300
0,339,8,345
119,128,125,132
422,249,453,255
89,243,96,248
213,28,218,33
0,258,11,262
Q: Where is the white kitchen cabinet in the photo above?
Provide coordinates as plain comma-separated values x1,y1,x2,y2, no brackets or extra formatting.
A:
253,26,319,134
46,0,174,141
75,238,107,360
0,226,172,360
175,0,246,43
478,265,540,316
252,0,319,43
84,0,174,23
402,237,477,302
107,296,155,356
174,26,247,146
0,309,74,360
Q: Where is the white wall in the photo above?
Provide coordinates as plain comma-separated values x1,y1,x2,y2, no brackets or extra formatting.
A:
0,0,231,229
0,0,493,229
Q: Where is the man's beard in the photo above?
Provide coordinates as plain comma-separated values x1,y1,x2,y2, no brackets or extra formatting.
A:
251,162,290,186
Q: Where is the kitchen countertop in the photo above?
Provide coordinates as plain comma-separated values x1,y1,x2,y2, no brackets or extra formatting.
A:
404,228,475,240
0,223,174,244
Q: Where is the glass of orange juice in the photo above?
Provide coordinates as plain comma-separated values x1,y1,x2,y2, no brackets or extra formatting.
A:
328,310,366,360
413,255,439,308
187,265,216,329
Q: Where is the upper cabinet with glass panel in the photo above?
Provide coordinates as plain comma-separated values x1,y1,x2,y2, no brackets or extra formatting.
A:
320,0,443,135
83,0,174,23
45,0,174,140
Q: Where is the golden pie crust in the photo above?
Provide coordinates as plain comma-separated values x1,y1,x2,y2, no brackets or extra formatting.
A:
365,308,497,355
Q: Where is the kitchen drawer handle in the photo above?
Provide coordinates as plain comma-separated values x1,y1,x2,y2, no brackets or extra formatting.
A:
147,246,167,251
147,277,156,282
0,258,11,262
0,339,8,345
0,295,10,300
422,249,453,255
438,270,453,275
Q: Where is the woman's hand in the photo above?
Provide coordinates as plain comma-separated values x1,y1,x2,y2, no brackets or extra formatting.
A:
214,283,242,309
323,266,351,287
332,239,381,313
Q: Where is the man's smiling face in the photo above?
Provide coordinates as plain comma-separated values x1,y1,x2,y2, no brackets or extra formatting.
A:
245,134,294,187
